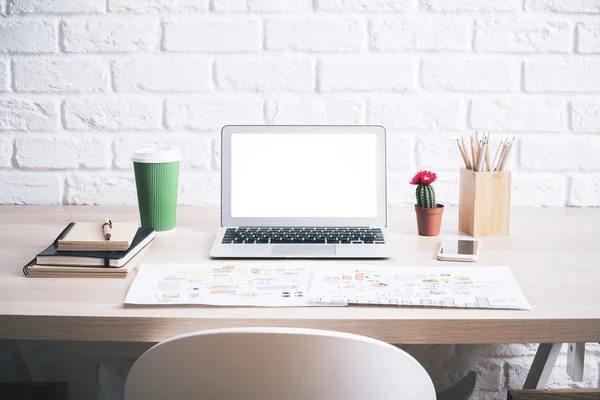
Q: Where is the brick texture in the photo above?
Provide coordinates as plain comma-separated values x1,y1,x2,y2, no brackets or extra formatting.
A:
3,1,600,396
15,135,111,169
13,58,108,93
64,98,162,131
266,17,366,52
8,0,104,13
474,19,571,53
320,55,415,91
572,101,600,133
62,18,160,53
216,56,314,92
521,135,600,170
372,17,470,51
113,56,211,92
0,99,58,131
109,0,209,13
577,22,600,53
0,133,13,167
511,174,565,206
569,175,600,206
265,95,365,124
421,59,520,92
114,134,213,170
316,0,415,11
66,174,137,205
214,0,312,12
0,59,8,91
423,0,521,11
525,59,600,92
0,172,61,204
0,21,56,53
369,97,466,130
526,0,600,13
165,96,264,130
164,18,262,52
1,0,595,212
470,99,567,132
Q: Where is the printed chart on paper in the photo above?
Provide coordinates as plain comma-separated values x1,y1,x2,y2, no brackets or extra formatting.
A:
125,262,317,307
308,264,531,310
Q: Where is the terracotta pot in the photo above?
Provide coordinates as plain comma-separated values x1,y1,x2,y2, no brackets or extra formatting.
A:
415,204,444,236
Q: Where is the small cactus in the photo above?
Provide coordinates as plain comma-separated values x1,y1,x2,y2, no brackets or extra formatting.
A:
410,170,438,209
416,184,435,208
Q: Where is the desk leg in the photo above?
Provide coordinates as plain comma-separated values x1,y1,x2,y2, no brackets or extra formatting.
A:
523,343,562,389
566,342,585,382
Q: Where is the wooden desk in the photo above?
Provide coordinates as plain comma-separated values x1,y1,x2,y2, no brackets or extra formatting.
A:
0,206,599,345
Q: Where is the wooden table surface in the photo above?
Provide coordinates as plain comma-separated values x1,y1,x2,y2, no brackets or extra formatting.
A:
0,206,599,344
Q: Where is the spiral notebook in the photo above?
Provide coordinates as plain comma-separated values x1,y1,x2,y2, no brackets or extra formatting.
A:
24,241,153,278
23,226,155,278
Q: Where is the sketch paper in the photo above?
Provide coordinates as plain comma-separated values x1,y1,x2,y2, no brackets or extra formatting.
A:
308,264,531,310
125,262,318,307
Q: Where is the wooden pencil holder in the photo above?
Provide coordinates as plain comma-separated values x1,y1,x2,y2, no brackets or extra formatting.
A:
458,168,511,237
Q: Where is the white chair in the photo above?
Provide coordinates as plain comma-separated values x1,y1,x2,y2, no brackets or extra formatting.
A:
123,327,437,400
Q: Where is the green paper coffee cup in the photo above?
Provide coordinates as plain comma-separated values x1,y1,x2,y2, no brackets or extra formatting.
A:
133,145,181,232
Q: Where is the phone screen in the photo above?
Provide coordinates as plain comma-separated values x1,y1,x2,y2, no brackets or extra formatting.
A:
440,239,478,255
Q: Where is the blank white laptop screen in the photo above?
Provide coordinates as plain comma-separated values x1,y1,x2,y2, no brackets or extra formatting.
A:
231,133,378,218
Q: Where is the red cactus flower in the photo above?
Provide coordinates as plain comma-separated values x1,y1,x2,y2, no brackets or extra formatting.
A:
410,170,437,186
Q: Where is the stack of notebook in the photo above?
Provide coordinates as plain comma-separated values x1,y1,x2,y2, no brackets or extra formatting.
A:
23,222,155,278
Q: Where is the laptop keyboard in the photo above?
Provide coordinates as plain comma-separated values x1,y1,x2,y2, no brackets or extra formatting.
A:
222,228,385,244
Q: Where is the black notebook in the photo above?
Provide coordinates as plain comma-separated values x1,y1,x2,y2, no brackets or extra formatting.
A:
24,241,153,278
23,227,156,276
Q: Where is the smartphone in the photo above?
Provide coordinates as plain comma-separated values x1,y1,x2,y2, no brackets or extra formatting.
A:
437,238,481,262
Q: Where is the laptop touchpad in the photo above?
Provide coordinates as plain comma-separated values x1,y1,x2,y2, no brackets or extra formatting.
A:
271,245,336,257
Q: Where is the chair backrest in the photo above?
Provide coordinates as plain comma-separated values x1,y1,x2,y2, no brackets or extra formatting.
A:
124,327,436,400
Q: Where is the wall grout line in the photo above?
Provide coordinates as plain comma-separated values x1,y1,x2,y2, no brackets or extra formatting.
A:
9,59,15,92
573,22,580,54
519,61,526,93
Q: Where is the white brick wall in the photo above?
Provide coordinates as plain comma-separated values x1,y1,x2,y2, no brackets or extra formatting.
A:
109,0,209,13
371,17,470,51
320,55,415,91
266,17,366,52
63,97,162,130
578,22,600,53
112,56,211,92
1,1,600,396
13,57,109,92
474,19,572,53
164,17,262,52
0,59,9,91
62,17,161,53
0,21,57,53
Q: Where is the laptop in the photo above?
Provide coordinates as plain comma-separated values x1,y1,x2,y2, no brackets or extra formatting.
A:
209,125,392,258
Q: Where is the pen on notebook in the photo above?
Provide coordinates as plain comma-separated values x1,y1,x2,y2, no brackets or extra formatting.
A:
103,218,112,240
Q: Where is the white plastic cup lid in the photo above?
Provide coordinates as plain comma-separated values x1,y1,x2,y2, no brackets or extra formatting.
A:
132,145,182,164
